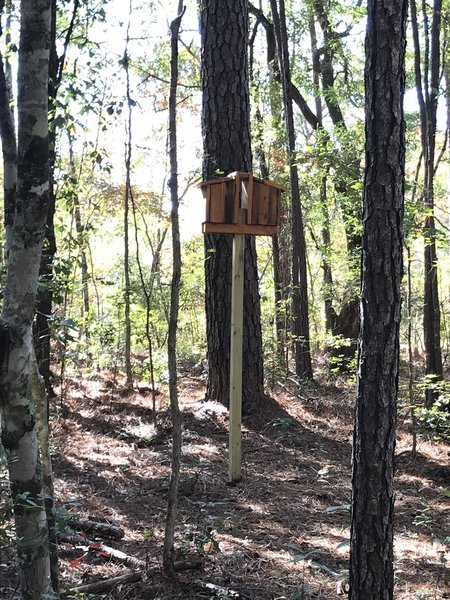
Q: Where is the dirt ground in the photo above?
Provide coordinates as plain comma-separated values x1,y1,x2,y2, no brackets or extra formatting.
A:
1,367,449,599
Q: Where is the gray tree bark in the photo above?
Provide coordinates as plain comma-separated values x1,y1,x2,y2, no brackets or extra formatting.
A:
349,0,407,597
0,2,55,599
0,1,16,258
163,1,184,577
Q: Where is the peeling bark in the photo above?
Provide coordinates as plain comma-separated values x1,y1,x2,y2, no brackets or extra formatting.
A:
0,1,54,598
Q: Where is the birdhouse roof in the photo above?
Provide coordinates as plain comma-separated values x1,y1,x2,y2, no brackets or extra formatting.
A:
199,171,286,191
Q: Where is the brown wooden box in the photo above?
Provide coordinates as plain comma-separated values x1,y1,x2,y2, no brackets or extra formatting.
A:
200,172,285,236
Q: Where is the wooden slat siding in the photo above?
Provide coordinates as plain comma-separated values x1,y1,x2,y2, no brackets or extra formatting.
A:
206,184,211,222
233,171,241,223
210,183,224,222
276,189,281,226
224,180,233,223
269,187,278,225
200,172,286,232
259,184,270,225
246,173,254,225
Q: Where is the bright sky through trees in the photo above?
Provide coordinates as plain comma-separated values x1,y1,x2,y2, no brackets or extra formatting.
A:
42,0,450,243
81,0,204,239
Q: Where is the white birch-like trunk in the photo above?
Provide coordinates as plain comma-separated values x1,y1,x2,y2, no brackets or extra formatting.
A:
0,1,54,598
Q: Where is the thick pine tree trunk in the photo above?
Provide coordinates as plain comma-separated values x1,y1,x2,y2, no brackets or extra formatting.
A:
0,2,54,598
349,0,407,598
200,0,264,412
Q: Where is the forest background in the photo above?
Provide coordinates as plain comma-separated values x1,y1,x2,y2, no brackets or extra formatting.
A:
9,0,449,392
0,0,448,391
0,0,449,599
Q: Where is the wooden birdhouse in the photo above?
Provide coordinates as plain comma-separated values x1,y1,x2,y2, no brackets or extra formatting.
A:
200,171,286,236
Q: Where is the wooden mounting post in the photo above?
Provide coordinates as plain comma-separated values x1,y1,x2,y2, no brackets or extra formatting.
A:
200,174,284,482
228,231,244,483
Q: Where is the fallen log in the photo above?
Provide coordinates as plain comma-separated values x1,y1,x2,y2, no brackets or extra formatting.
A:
58,530,88,545
67,518,125,540
68,556,203,594
69,571,144,594
94,542,146,569
72,543,146,570
58,530,146,569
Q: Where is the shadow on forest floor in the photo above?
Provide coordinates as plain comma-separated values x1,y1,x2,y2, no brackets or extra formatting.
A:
1,370,449,599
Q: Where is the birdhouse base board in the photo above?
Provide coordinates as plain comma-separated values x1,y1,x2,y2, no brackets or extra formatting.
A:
202,222,277,236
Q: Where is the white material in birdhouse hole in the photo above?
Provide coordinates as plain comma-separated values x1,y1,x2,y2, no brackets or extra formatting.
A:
240,181,248,209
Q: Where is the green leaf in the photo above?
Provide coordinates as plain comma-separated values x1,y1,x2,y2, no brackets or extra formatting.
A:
350,181,363,190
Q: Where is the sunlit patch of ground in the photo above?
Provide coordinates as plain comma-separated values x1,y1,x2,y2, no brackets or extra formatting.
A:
1,369,448,599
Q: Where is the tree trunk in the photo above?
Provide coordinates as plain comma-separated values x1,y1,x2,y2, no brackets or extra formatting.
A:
410,0,443,404
423,0,443,402
68,132,90,330
252,1,359,365
313,0,362,258
34,0,57,391
249,7,290,373
349,0,407,598
30,347,59,593
35,0,80,391
163,0,184,577
0,2,55,598
270,0,313,379
0,11,16,259
309,15,334,332
123,23,133,390
200,0,264,412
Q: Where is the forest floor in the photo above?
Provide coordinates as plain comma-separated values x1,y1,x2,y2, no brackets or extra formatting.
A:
1,366,449,599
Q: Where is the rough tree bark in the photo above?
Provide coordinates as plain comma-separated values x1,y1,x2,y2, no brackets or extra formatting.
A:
201,0,265,411
349,0,407,598
0,1,55,598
